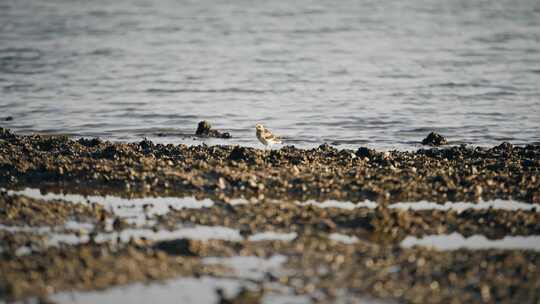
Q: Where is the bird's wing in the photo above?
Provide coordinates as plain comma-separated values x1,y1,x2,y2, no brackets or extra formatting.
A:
262,129,282,142
261,129,276,139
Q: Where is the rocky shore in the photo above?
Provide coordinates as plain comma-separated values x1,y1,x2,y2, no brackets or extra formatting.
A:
1,128,539,303
0,128,538,203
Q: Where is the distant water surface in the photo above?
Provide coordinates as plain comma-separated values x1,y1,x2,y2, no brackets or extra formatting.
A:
1,0,539,150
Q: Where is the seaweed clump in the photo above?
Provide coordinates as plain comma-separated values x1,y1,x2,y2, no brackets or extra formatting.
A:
422,132,448,146
195,121,231,139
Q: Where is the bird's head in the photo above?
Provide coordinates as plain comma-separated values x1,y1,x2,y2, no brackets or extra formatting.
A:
255,124,264,131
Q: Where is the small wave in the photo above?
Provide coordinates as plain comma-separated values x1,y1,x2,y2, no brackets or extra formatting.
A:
2,83,35,93
431,82,473,88
477,91,517,97
290,26,354,35
87,48,117,56
254,58,291,64
0,48,43,61
146,88,273,94
0,48,47,75
328,139,370,145
377,73,416,79
473,32,531,44
263,8,324,18
134,113,200,120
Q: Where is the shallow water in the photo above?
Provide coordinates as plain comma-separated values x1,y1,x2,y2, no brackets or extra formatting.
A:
8,188,218,226
1,0,540,150
49,276,312,304
401,233,540,251
203,255,287,280
12,188,540,215
329,233,360,244
6,187,540,255
3,186,540,301
50,277,245,304
331,231,540,251
299,198,540,212
5,187,540,252
50,225,244,245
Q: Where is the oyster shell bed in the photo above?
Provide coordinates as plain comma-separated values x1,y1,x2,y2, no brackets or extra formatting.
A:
1,128,539,303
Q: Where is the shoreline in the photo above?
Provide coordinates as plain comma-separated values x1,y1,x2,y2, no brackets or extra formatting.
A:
1,127,538,203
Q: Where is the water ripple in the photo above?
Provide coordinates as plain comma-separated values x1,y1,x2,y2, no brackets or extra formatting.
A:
0,0,538,150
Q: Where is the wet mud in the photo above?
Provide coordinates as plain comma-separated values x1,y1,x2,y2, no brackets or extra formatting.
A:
1,241,229,300
159,200,540,240
0,191,109,227
0,128,539,303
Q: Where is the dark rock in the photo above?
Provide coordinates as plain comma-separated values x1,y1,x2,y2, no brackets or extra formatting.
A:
239,224,252,238
139,138,155,151
195,121,231,139
112,217,128,231
196,121,213,136
37,297,56,304
493,142,513,152
229,146,251,161
101,145,120,159
0,127,16,140
220,132,232,139
356,147,377,158
422,132,448,146
217,287,262,304
78,138,102,147
153,238,196,256
318,143,334,151
3,116,13,121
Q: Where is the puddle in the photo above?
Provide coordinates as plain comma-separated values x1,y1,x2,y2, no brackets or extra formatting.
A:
47,255,304,304
6,187,540,254
64,220,95,231
390,200,540,212
1,221,302,253
301,199,540,212
50,276,245,304
401,233,540,251
7,188,217,226
49,229,300,247
8,188,539,223
262,293,311,304
0,223,242,247
203,255,287,280
48,275,311,304
329,233,359,244
0,224,52,234
299,200,377,210
248,232,297,242
49,225,243,246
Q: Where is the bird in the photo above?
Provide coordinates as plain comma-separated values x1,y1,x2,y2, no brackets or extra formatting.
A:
255,124,282,148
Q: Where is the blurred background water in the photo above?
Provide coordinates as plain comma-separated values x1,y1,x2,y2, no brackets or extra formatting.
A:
1,0,539,150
